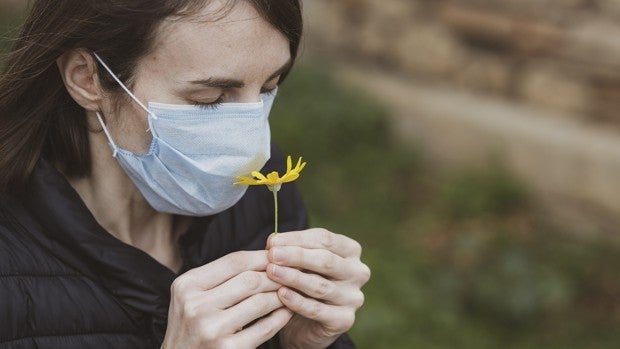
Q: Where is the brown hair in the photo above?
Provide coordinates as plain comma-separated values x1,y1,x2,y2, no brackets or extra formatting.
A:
0,0,302,192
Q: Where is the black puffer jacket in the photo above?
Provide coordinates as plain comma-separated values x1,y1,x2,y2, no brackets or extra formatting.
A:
0,148,355,348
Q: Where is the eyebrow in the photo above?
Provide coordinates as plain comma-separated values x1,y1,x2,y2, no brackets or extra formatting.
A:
188,59,293,88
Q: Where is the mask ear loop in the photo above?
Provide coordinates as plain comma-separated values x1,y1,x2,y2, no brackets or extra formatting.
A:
95,111,120,158
92,52,157,133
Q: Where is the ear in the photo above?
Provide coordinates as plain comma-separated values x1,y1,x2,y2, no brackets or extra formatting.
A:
56,48,103,111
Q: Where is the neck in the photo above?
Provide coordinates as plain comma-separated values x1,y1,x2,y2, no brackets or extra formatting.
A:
67,123,186,273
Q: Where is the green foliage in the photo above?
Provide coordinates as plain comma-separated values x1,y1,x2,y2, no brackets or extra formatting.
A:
0,9,24,70
436,167,527,220
272,65,420,235
271,62,620,349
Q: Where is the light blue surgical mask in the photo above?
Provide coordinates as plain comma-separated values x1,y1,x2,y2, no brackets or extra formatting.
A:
93,53,275,216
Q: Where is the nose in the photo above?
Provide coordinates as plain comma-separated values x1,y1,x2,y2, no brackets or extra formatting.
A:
237,94,261,103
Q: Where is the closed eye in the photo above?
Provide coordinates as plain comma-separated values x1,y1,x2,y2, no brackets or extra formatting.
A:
192,96,224,109
190,85,276,108
261,86,278,95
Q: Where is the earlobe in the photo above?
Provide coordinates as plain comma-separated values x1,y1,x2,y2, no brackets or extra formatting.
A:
56,49,103,111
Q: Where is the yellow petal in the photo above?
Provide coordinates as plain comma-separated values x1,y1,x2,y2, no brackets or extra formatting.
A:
234,176,259,185
251,171,268,181
286,155,293,173
297,161,307,172
280,172,300,183
236,156,306,187
292,157,306,173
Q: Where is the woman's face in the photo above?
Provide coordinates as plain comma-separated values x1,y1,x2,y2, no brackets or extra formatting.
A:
99,0,291,154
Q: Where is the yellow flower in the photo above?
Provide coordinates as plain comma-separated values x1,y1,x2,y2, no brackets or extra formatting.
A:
234,155,307,233
234,155,307,192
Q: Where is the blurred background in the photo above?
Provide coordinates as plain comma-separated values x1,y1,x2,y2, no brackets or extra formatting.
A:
2,0,620,348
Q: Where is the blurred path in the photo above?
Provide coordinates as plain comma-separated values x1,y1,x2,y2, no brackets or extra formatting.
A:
336,65,620,238
302,0,620,238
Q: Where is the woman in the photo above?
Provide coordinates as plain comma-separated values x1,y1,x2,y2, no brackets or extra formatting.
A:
0,0,370,348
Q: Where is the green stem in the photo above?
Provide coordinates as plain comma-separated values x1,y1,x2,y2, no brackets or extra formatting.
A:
273,188,279,233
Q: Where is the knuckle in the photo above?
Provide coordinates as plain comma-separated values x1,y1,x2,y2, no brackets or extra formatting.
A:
358,263,371,283
351,240,363,256
240,271,262,291
318,228,334,249
199,321,221,343
227,251,250,271
352,290,365,308
181,300,199,321
252,293,273,313
314,279,332,298
307,300,322,320
216,338,236,349
171,276,190,299
257,318,279,339
321,252,336,271
339,312,356,332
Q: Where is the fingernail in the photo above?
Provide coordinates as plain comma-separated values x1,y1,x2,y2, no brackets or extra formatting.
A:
280,287,292,300
269,264,283,278
266,232,277,248
271,247,286,263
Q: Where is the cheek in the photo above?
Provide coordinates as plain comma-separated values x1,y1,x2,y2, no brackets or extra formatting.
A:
103,98,154,155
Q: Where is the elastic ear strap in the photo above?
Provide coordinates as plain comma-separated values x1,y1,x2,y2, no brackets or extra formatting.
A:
92,52,157,120
96,111,119,158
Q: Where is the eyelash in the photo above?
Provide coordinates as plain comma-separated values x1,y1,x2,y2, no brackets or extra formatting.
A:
261,86,278,95
192,87,277,109
193,97,224,110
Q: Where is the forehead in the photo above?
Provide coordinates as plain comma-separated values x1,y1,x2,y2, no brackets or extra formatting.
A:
144,0,290,80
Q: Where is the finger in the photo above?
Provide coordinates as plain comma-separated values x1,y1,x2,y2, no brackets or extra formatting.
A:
181,250,269,290
267,264,359,307
207,271,282,309
226,308,293,349
269,246,363,281
268,228,362,258
278,287,356,334
220,292,285,331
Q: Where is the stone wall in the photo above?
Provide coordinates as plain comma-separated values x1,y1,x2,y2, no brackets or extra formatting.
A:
304,0,620,235
305,0,620,126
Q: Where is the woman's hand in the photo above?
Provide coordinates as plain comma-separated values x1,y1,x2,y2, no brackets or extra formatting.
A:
266,229,371,349
161,251,293,349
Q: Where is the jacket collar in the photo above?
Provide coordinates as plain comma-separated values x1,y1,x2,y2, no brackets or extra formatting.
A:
11,159,187,338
